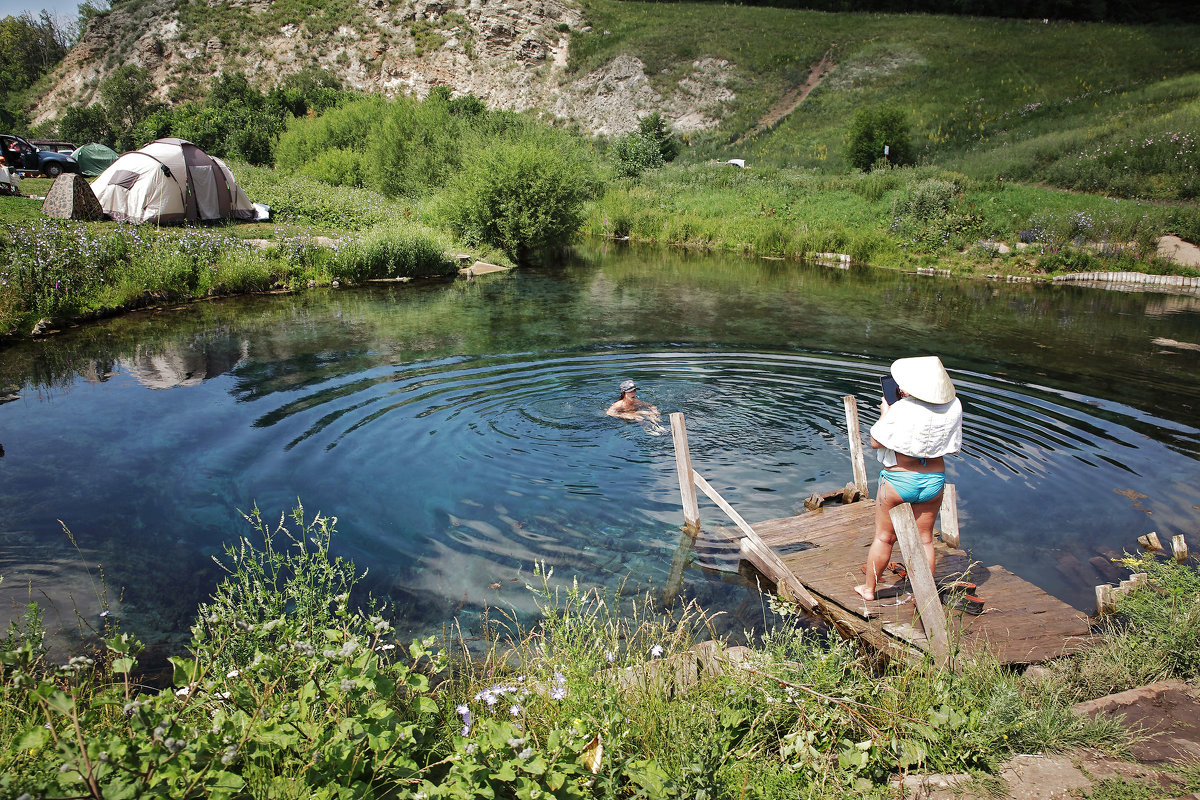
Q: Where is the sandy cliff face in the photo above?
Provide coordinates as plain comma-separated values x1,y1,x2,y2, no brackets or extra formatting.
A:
31,0,737,136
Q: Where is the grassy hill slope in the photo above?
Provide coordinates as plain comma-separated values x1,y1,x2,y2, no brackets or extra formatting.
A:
571,2,1200,199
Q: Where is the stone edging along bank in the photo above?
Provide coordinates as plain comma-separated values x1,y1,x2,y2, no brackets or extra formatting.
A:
913,266,1200,296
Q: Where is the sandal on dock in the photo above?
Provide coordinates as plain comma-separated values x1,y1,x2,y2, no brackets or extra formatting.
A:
940,585,984,615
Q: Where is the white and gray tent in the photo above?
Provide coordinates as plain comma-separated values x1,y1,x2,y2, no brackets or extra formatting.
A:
91,138,257,224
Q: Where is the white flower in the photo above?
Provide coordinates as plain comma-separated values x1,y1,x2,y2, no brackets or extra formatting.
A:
650,645,663,658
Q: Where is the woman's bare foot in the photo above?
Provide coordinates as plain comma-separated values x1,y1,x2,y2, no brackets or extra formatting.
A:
853,584,874,601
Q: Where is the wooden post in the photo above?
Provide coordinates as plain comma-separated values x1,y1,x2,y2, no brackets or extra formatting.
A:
843,395,870,499
938,484,960,549
669,412,701,536
1137,532,1163,552
1172,535,1188,563
1095,583,1114,615
889,503,950,665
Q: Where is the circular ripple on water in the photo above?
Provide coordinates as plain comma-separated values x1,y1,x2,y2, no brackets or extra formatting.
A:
235,347,1200,632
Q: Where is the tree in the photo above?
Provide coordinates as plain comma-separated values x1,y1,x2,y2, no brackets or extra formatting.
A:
0,11,70,129
100,63,157,150
637,111,681,163
57,102,110,146
845,106,914,172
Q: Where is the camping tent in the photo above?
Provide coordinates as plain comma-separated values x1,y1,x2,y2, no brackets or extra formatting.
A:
90,138,256,224
42,173,106,221
71,142,119,177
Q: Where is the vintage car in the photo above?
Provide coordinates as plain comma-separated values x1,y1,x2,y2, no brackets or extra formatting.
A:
0,134,79,178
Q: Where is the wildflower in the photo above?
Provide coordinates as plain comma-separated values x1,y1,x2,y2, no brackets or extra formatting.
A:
340,679,356,692
605,650,615,664
175,686,190,697
456,703,472,736
650,644,663,658
510,703,522,716
551,685,567,701
227,669,240,678
518,747,534,760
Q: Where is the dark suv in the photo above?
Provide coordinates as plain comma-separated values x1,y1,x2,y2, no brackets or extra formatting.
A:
0,134,79,178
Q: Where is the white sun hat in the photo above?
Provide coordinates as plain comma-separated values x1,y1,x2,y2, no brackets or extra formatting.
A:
891,356,956,404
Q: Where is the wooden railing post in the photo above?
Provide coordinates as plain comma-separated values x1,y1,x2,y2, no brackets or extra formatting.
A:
669,412,701,536
890,503,950,666
939,484,960,548
843,395,870,499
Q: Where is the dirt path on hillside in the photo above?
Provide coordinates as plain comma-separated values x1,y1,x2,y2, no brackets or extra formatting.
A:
746,50,836,138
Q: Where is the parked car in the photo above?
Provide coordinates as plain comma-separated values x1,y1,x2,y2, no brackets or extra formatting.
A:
30,139,78,154
0,134,79,178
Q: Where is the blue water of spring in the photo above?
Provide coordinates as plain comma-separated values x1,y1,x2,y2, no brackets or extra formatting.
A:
1,243,1198,651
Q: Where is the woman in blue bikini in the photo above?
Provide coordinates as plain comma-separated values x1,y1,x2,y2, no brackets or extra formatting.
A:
854,356,963,602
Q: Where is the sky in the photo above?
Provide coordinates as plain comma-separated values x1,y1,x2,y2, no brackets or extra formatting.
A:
1,0,81,21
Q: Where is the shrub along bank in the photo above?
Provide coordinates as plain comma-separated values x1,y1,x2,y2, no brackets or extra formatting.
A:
3,505,1198,799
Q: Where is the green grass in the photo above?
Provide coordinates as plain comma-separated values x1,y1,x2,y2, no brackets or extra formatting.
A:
0,504,1152,799
583,164,1198,275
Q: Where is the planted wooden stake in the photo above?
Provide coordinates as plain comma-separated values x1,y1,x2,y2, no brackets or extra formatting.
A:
890,502,950,666
1137,532,1163,552
1172,534,1188,563
843,395,870,499
1095,583,1114,615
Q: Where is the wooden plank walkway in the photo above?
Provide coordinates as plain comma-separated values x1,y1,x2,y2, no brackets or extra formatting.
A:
737,500,1097,665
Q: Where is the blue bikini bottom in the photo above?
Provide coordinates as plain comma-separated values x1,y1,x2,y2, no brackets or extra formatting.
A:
880,469,945,504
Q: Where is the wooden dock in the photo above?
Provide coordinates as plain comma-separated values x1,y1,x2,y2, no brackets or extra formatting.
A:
667,402,1096,668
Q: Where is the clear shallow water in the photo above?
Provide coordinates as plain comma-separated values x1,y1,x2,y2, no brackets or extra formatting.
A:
1,243,1199,651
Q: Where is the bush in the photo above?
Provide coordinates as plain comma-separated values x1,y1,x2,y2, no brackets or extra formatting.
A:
438,131,599,264
846,106,915,172
368,95,463,198
610,132,663,178
274,95,389,174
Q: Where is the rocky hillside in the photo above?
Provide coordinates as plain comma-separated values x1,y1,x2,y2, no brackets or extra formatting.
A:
31,0,737,136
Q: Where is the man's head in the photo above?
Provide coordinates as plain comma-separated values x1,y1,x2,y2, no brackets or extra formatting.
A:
619,379,637,395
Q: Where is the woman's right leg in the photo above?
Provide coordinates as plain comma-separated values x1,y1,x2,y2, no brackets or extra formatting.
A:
856,481,904,600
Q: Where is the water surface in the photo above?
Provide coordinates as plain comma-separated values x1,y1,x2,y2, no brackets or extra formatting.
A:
1,244,1198,650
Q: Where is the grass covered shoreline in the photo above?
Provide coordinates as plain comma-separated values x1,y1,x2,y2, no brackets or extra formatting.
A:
2,503,1198,798
3,161,1198,341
